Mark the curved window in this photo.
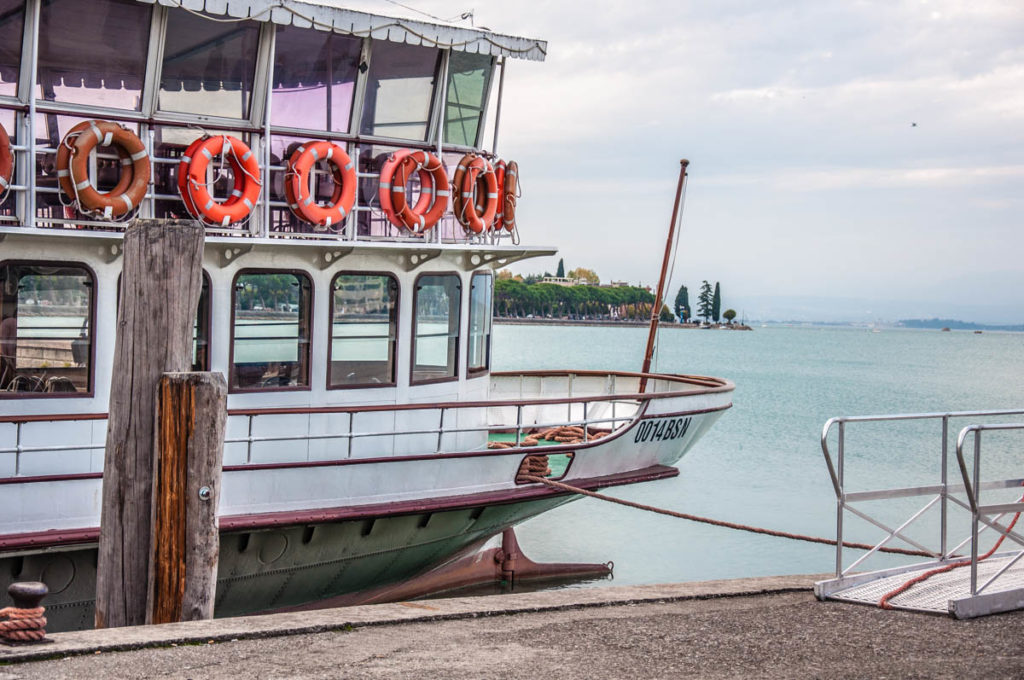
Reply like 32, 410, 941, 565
329, 273, 398, 388
159, 9, 260, 119
0, 261, 94, 396
272, 26, 361, 133
467, 272, 492, 374
412, 273, 460, 384
231, 270, 312, 391
360, 42, 440, 140
36, 0, 150, 109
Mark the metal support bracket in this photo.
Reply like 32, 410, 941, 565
216, 245, 253, 268
393, 249, 442, 272
314, 247, 355, 270
96, 241, 123, 263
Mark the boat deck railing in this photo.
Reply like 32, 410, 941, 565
0, 370, 727, 479
817, 408, 1024, 617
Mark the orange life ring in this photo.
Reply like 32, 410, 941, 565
453, 153, 497, 233
379, 149, 420, 227
388, 150, 448, 233
502, 160, 518, 232
286, 141, 356, 230
185, 135, 262, 227
0, 123, 13, 197
58, 121, 134, 207
63, 121, 150, 219
178, 137, 244, 219
493, 160, 505, 228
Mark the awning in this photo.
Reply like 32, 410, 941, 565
135, 0, 547, 62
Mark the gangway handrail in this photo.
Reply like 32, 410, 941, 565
821, 408, 1024, 577
955, 422, 1024, 596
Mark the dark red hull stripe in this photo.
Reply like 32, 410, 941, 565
0, 465, 678, 552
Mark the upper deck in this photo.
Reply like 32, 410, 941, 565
0, 0, 548, 254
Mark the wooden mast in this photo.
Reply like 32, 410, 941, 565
639, 160, 689, 392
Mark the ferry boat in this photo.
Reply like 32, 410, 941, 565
0, 0, 734, 630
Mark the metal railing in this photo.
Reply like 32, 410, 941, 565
955, 423, 1024, 596
821, 408, 1024, 578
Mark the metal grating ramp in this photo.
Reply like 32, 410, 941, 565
826, 555, 1024, 617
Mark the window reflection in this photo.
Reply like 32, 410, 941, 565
445, 52, 492, 147
115, 271, 210, 371
0, 0, 25, 98
468, 273, 491, 373
412, 273, 460, 383
272, 26, 360, 133
0, 261, 93, 396
232, 271, 311, 390
360, 42, 440, 140
160, 9, 260, 119
36, 0, 150, 110
330, 273, 397, 387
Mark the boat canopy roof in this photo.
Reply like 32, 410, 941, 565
134, 0, 547, 62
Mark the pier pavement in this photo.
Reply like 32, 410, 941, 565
1, 574, 1022, 678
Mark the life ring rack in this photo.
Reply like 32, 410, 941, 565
56, 120, 150, 220
181, 135, 262, 227
285, 141, 356, 231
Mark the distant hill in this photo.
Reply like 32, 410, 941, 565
899, 318, 1024, 332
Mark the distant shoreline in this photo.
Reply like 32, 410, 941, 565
495, 318, 753, 330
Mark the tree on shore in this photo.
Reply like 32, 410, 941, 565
568, 267, 599, 284
723, 309, 736, 324
697, 281, 713, 322
556, 258, 565, 278
674, 285, 689, 322
659, 304, 674, 322
712, 282, 721, 323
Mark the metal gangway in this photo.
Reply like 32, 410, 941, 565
814, 409, 1024, 619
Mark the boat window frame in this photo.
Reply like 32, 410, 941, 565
327, 270, 399, 390
0, 258, 96, 400
466, 271, 492, 377
410, 270, 462, 386
357, 38, 443, 144
229, 267, 314, 394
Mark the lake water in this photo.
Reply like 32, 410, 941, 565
494, 324, 1024, 586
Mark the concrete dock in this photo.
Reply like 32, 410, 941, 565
2, 575, 1023, 678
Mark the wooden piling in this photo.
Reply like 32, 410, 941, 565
149, 372, 226, 624
95, 219, 204, 629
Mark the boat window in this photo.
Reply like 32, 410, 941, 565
0, 0, 25, 99
444, 52, 493, 147
329, 273, 398, 388
412, 273, 460, 384
271, 26, 361, 133
159, 10, 261, 119
0, 261, 93, 396
231, 270, 312, 391
467, 272, 492, 374
359, 42, 440, 140
36, 0, 150, 110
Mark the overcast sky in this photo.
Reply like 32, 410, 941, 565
373, 1, 1023, 321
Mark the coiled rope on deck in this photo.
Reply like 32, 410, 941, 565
0, 606, 47, 643
522, 472, 932, 558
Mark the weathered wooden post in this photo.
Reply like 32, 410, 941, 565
149, 372, 226, 624
95, 219, 204, 629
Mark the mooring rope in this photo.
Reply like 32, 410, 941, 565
521, 471, 932, 558
0, 606, 47, 642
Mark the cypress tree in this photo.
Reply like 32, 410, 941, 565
556, 258, 565, 278
712, 282, 721, 322
697, 280, 713, 322
674, 284, 689, 322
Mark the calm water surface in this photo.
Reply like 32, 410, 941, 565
494, 324, 1024, 586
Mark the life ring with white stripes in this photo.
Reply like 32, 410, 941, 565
178, 137, 244, 219
501, 159, 518, 232
285, 141, 356, 230
453, 153, 497, 233
0, 123, 13, 199
386, 149, 448, 233
58, 120, 149, 219
378, 149, 428, 228
58, 121, 134, 207
183, 135, 261, 227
